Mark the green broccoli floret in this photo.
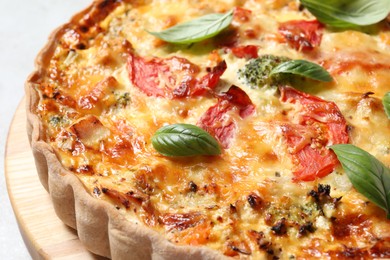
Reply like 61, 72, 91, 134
238, 55, 291, 88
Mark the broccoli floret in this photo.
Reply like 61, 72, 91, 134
238, 55, 291, 88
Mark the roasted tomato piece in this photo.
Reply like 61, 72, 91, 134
198, 101, 236, 149
280, 86, 348, 181
186, 60, 227, 97
230, 45, 259, 59
218, 85, 256, 118
279, 20, 323, 52
198, 85, 255, 148
127, 54, 226, 98
127, 54, 199, 98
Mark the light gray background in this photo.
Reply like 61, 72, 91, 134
0, 0, 90, 258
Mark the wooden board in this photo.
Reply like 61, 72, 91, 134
5, 98, 107, 260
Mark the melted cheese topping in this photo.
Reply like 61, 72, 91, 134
34, 0, 390, 258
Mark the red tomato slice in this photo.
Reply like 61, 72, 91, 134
198, 86, 255, 148
279, 20, 323, 52
230, 45, 259, 59
279, 86, 348, 181
127, 54, 226, 98
188, 60, 227, 97
198, 101, 236, 149
127, 54, 199, 98
218, 85, 256, 118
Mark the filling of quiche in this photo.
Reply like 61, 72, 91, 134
34, 0, 390, 258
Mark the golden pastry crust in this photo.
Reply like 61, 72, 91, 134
26, 0, 390, 259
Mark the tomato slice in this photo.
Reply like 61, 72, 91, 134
279, 86, 349, 181
230, 45, 259, 59
218, 85, 255, 118
198, 86, 255, 148
187, 60, 227, 97
127, 54, 199, 98
279, 20, 323, 52
127, 54, 226, 98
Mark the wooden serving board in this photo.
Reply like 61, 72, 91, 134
5, 98, 106, 260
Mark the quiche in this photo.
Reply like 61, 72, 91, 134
26, 0, 390, 259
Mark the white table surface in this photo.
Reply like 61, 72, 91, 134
0, 0, 91, 258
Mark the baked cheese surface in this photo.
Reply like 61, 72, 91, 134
35, 0, 390, 258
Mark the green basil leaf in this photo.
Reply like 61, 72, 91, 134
151, 124, 221, 156
300, 0, 390, 28
330, 144, 390, 219
270, 60, 333, 82
147, 9, 234, 44
383, 92, 390, 119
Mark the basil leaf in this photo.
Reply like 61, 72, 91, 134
270, 60, 333, 82
330, 144, 390, 219
300, 0, 390, 28
383, 92, 390, 119
151, 124, 221, 156
147, 9, 234, 44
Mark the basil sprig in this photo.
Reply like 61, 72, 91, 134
383, 92, 390, 119
330, 144, 390, 219
300, 0, 390, 28
151, 124, 221, 156
270, 60, 333, 82
147, 10, 234, 44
